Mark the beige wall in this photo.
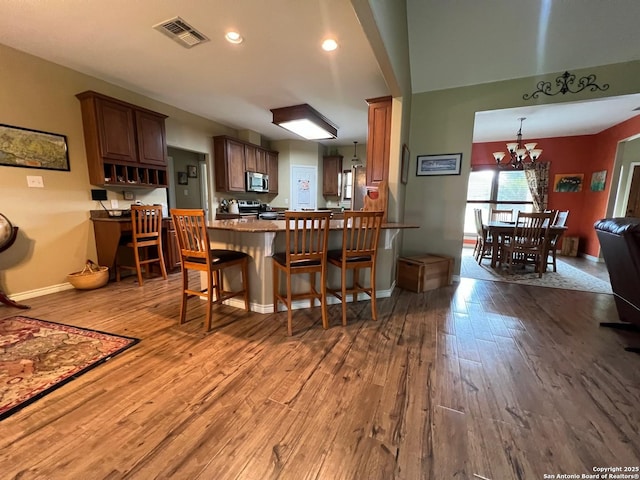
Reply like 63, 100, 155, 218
404, 61, 640, 272
0, 44, 235, 299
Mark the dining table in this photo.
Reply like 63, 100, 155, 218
485, 220, 568, 270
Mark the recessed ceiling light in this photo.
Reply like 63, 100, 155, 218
225, 31, 243, 44
321, 38, 338, 52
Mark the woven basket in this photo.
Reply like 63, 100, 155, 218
68, 260, 109, 290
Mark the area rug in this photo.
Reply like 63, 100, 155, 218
461, 250, 613, 294
0, 316, 138, 420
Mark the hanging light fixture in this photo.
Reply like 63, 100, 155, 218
271, 104, 338, 140
351, 141, 359, 162
492, 117, 542, 169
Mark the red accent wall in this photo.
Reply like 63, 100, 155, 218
471, 114, 640, 257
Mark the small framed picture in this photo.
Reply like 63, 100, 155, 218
177, 171, 188, 185
187, 165, 197, 178
590, 170, 607, 192
554, 173, 584, 192
416, 153, 462, 176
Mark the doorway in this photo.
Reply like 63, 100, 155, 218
167, 146, 209, 218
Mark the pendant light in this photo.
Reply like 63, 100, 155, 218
351, 141, 359, 162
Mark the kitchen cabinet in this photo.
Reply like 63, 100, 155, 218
76, 90, 168, 188
214, 136, 246, 193
213, 135, 278, 194
245, 145, 267, 173
267, 151, 279, 194
323, 155, 342, 196
365, 96, 392, 187
163, 219, 181, 271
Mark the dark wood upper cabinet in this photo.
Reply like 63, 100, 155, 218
365, 96, 392, 187
266, 151, 279, 194
323, 155, 342, 196
214, 136, 246, 193
135, 110, 167, 166
214, 135, 278, 194
76, 90, 168, 187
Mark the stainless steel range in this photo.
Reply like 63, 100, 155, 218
237, 199, 261, 217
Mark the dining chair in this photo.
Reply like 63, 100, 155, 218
545, 210, 569, 272
170, 208, 250, 332
116, 205, 168, 286
272, 211, 331, 336
501, 211, 554, 277
489, 208, 514, 222
473, 208, 494, 265
327, 210, 384, 326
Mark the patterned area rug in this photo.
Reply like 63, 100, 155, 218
0, 316, 138, 420
461, 250, 613, 294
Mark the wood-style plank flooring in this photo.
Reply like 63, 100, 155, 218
1, 270, 639, 479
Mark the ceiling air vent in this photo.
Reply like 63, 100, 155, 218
153, 17, 209, 48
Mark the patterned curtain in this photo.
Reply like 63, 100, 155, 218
523, 161, 550, 212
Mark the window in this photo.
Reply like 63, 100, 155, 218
342, 170, 353, 200
464, 168, 533, 235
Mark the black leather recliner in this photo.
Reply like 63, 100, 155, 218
594, 217, 640, 352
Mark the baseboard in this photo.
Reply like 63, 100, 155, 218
578, 252, 604, 263
223, 286, 395, 314
7, 282, 75, 302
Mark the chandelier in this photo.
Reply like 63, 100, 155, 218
492, 117, 542, 169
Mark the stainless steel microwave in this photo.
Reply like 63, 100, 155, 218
246, 171, 269, 193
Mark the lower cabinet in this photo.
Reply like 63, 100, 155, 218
163, 219, 181, 271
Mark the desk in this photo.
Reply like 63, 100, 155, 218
91, 215, 180, 278
485, 221, 567, 269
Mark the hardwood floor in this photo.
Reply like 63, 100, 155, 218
1, 271, 639, 479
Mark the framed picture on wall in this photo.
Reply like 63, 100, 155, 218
553, 173, 584, 192
177, 171, 188, 185
0, 123, 70, 171
590, 170, 607, 191
187, 164, 198, 178
416, 153, 462, 176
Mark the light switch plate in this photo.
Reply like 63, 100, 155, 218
26, 175, 44, 188
110, 199, 119, 209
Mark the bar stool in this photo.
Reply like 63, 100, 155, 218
116, 205, 167, 286
272, 211, 331, 336
327, 210, 384, 326
170, 208, 250, 331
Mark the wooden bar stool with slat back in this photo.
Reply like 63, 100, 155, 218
272, 211, 331, 336
170, 209, 250, 332
327, 210, 384, 326
116, 205, 168, 286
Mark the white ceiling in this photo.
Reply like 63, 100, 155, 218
1, 0, 640, 146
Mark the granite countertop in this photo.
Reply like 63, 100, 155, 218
207, 217, 419, 232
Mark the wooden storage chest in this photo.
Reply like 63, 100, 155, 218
396, 254, 454, 292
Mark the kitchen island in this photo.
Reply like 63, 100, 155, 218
205, 217, 419, 313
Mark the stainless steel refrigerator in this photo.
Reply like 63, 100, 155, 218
351, 165, 367, 211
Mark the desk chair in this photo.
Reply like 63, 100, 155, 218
171, 208, 250, 332
272, 211, 331, 336
116, 205, 167, 286
327, 211, 384, 326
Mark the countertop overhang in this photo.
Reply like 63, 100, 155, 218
207, 217, 419, 232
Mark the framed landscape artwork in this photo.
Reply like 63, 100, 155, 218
416, 153, 462, 176
554, 173, 584, 192
590, 170, 607, 191
0, 123, 70, 171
